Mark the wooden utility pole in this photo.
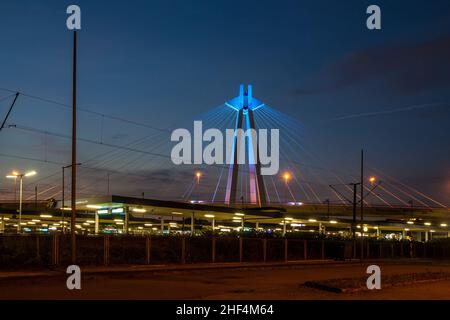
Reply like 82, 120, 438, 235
62, 166, 65, 233
352, 183, 357, 239
360, 149, 364, 260
71, 30, 77, 264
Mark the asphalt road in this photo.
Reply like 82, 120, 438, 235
1, 261, 450, 299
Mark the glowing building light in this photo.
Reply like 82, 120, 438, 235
87, 205, 102, 209
291, 223, 305, 227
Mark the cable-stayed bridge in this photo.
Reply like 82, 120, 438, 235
0, 85, 448, 212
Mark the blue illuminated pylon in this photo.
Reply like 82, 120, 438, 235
224, 85, 267, 207
225, 84, 265, 112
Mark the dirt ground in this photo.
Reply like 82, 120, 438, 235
1, 261, 450, 300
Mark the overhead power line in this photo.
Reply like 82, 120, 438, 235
0, 87, 170, 134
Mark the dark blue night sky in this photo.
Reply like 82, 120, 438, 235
0, 0, 449, 204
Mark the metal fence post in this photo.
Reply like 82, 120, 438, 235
212, 237, 216, 263
321, 240, 325, 260
303, 239, 307, 260
146, 235, 152, 264
263, 238, 267, 262
284, 239, 288, 262
181, 237, 186, 264
51, 234, 59, 265
239, 237, 243, 263
36, 235, 40, 259
103, 235, 110, 266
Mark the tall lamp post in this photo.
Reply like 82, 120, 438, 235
65, 3, 82, 262
195, 171, 202, 202
330, 177, 380, 246
62, 163, 81, 233
6, 170, 37, 233
283, 172, 291, 204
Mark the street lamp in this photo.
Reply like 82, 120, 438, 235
194, 171, 202, 203
7, 172, 19, 201
6, 170, 37, 233
205, 214, 215, 233
283, 172, 291, 204
369, 176, 376, 185
195, 171, 202, 184
283, 172, 291, 184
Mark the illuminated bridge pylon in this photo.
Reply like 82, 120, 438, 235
224, 84, 267, 207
